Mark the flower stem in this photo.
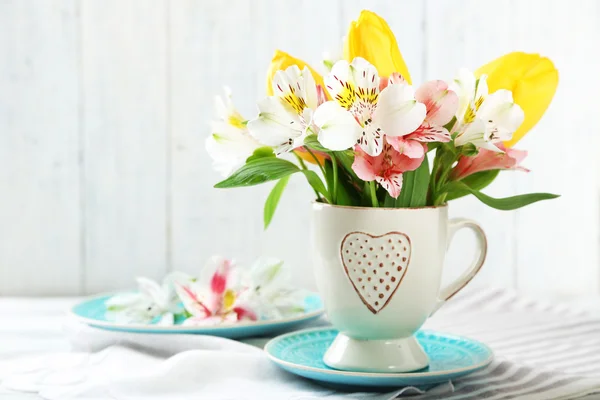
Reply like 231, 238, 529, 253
330, 153, 339, 204
304, 146, 326, 178
293, 151, 322, 202
428, 150, 442, 204
294, 151, 308, 170
433, 192, 448, 207
429, 144, 457, 205
369, 181, 379, 207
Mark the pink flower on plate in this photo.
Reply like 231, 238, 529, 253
387, 80, 459, 159
175, 256, 257, 326
451, 143, 529, 180
352, 141, 425, 198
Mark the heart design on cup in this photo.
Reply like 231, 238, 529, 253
340, 232, 411, 314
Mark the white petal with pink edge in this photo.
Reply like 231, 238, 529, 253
175, 283, 214, 318
386, 136, 426, 159
416, 80, 459, 127
374, 84, 426, 138
412, 124, 451, 143
376, 173, 404, 199
351, 149, 378, 182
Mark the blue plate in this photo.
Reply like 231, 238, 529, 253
265, 328, 493, 388
71, 293, 324, 339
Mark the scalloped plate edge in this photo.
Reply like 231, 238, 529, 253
264, 327, 494, 379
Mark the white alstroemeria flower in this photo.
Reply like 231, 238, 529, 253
313, 57, 426, 156
240, 257, 308, 320
450, 69, 525, 151
105, 273, 186, 325
206, 87, 261, 176
247, 65, 319, 155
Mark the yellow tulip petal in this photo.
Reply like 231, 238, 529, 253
343, 10, 411, 84
266, 50, 326, 96
476, 52, 558, 147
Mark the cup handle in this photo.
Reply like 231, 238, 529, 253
430, 218, 488, 316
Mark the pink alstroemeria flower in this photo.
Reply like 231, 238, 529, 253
352, 141, 425, 198
175, 256, 257, 326
452, 144, 529, 180
386, 80, 458, 159
378, 72, 406, 91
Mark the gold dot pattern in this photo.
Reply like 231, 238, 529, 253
340, 231, 411, 314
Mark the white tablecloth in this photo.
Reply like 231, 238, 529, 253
2, 288, 600, 399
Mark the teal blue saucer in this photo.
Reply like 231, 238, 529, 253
71, 293, 324, 339
265, 328, 493, 388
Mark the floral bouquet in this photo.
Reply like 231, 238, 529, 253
208, 10, 559, 227
106, 256, 309, 326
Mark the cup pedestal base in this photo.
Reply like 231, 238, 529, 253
323, 332, 429, 373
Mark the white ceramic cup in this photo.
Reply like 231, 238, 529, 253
311, 203, 487, 373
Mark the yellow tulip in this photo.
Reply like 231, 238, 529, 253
475, 52, 558, 147
343, 10, 412, 84
265, 50, 326, 96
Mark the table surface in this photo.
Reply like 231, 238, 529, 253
3, 294, 600, 399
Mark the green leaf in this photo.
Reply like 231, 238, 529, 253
304, 136, 358, 179
446, 169, 500, 201
302, 170, 330, 202
461, 184, 560, 210
215, 157, 300, 188
303, 135, 329, 153
263, 176, 290, 229
323, 159, 355, 206
335, 150, 359, 179
246, 146, 275, 162
383, 194, 395, 207
396, 156, 430, 207
444, 116, 457, 132
298, 137, 362, 205
427, 142, 441, 152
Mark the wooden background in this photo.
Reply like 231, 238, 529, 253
1, 0, 598, 297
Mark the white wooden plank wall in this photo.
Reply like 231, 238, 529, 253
81, 0, 169, 293
0, 0, 598, 296
0, 0, 81, 295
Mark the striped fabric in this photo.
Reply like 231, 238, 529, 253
416, 288, 600, 399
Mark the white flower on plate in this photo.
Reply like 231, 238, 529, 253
313, 57, 426, 156
240, 257, 308, 320
206, 87, 262, 176
247, 65, 320, 155
450, 68, 525, 151
105, 273, 186, 325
